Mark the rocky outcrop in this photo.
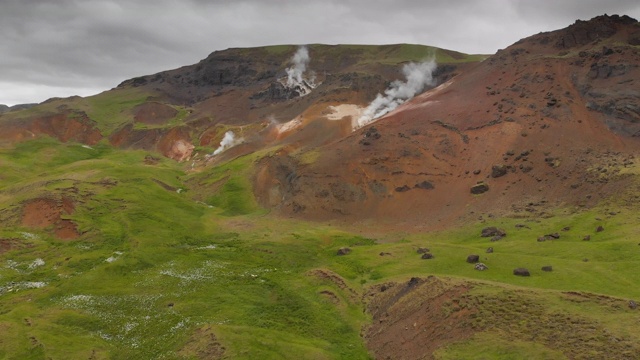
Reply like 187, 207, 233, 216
555, 15, 637, 49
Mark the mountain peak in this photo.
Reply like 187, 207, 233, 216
550, 14, 638, 49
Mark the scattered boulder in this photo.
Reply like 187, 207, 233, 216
481, 227, 507, 238
486, 247, 494, 253
513, 268, 531, 276
414, 181, 434, 190
490, 235, 503, 242
416, 247, 430, 254
596, 225, 604, 232
473, 169, 481, 175
466, 254, 480, 263
515, 224, 531, 229
562, 226, 571, 231
144, 155, 161, 165
470, 182, 489, 194
629, 300, 638, 310
395, 185, 411, 192
583, 235, 591, 241
421, 253, 434, 260
379, 252, 392, 256
538, 233, 559, 242
337, 247, 351, 256
541, 266, 553, 272
491, 165, 508, 178
475, 263, 488, 271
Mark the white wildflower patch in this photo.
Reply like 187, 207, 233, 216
23, 281, 47, 288
5, 260, 19, 271
195, 244, 217, 250
75, 243, 94, 250
19, 232, 39, 240
28, 258, 45, 269
157, 260, 226, 287
57, 292, 204, 356
0, 281, 48, 294
105, 251, 124, 263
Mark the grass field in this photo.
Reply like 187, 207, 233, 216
0, 138, 639, 359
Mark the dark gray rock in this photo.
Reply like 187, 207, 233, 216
421, 253, 434, 260
416, 247, 430, 254
466, 254, 480, 263
491, 165, 508, 178
414, 181, 434, 190
513, 268, 530, 276
541, 266, 553, 272
337, 247, 351, 256
486, 247, 494, 253
395, 185, 411, 192
481, 227, 507, 238
471, 182, 489, 194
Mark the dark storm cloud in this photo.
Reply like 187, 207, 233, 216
1, 0, 639, 105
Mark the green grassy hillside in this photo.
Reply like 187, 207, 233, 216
1, 138, 639, 358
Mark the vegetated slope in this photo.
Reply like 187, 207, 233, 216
0, 14, 640, 360
257, 14, 640, 231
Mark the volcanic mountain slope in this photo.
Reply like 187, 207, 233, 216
0, 44, 482, 163
0, 14, 640, 360
257, 14, 640, 230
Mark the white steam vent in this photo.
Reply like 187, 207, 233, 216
356, 60, 437, 128
280, 46, 317, 96
211, 131, 242, 156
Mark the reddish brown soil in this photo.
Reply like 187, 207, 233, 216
178, 326, 225, 359
133, 102, 178, 125
0, 111, 102, 145
110, 125, 194, 161
364, 276, 640, 359
364, 277, 475, 360
21, 197, 80, 240
254, 15, 640, 232
307, 268, 359, 301
0, 238, 21, 254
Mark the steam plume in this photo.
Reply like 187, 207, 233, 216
356, 60, 437, 128
286, 46, 311, 87
212, 131, 241, 155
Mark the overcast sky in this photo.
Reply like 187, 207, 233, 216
1, 0, 639, 106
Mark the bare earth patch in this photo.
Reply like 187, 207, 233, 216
21, 197, 79, 240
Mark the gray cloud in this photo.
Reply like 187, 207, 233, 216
1, 0, 639, 105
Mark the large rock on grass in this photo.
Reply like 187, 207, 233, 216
481, 227, 506, 238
